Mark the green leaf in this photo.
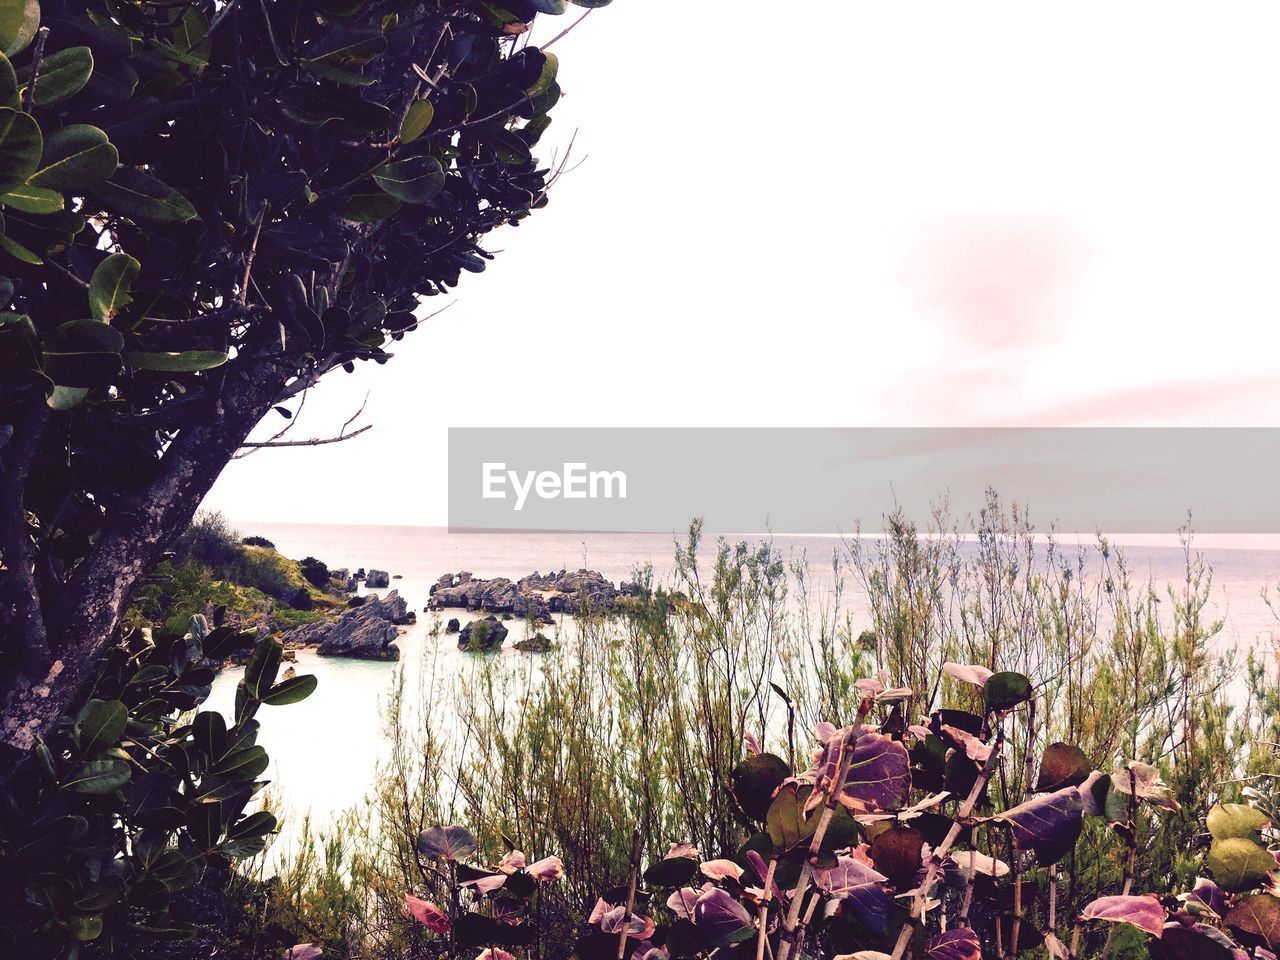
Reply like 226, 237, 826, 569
338, 182, 401, 222
0, 0, 39, 58
0, 183, 61, 213
122, 350, 227, 372
50, 319, 123, 354
94, 167, 197, 223
244, 638, 282, 699
42, 349, 121, 387
226, 810, 277, 841
63, 758, 131, 793
88, 252, 139, 322
260, 673, 318, 706
193, 710, 227, 759
211, 745, 268, 781
0, 231, 39, 263
20, 46, 93, 107
1209, 803, 1271, 842
983, 671, 1032, 711
371, 155, 444, 204
66, 913, 104, 942
0, 106, 41, 193
526, 51, 558, 96
729, 753, 791, 821
30, 124, 118, 191
1206, 837, 1277, 892
0, 50, 18, 108
74, 698, 128, 754
46, 384, 87, 409
305, 25, 386, 66
400, 99, 434, 143
74, 877, 125, 911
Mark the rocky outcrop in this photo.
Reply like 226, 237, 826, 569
429, 568, 621, 620
281, 590, 407, 660
514, 632, 553, 652
458, 616, 508, 652
445, 618, 460, 633
365, 569, 390, 588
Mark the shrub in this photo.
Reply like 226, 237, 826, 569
0, 612, 316, 957
299, 557, 331, 590
242, 536, 277, 550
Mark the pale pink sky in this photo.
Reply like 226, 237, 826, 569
206, 1, 1280, 527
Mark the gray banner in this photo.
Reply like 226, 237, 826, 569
447, 428, 1280, 534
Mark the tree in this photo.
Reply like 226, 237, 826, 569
0, 0, 608, 761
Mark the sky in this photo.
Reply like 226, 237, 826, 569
205, 1, 1280, 529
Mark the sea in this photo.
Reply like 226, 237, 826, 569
204, 522, 1280, 857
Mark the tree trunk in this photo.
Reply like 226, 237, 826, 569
0, 355, 292, 763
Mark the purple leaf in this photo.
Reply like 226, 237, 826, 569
817, 856, 894, 935
416, 824, 478, 861
1185, 878, 1228, 919
816, 854, 888, 894
666, 887, 701, 921
990, 787, 1083, 866
924, 927, 981, 960
1080, 894, 1167, 938
692, 887, 755, 948
839, 731, 912, 814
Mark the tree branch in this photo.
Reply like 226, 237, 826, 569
237, 423, 371, 449
0, 401, 52, 675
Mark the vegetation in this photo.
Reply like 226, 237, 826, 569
0, 0, 608, 760
0, 610, 317, 956
215, 501, 1280, 959
126, 513, 345, 638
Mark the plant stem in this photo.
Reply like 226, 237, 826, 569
889, 728, 1005, 960
616, 828, 642, 960
756, 857, 778, 960
775, 732, 857, 960
1010, 696, 1037, 959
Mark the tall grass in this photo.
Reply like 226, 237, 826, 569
251, 496, 1280, 958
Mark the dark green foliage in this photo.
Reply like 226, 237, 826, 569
0, 612, 315, 956
298, 557, 329, 589
0, 0, 611, 757
240, 536, 275, 550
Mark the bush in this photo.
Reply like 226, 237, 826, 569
0, 613, 316, 957
172, 512, 241, 570
242, 536, 277, 550
299, 557, 331, 590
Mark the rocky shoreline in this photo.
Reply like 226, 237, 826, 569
279, 590, 414, 661
428, 568, 634, 623
252, 567, 630, 661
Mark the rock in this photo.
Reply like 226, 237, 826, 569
445, 618, 460, 633
428, 567, 618, 621
287, 587, 313, 611
458, 616, 507, 652
332, 568, 349, 583
392, 574, 403, 580
365, 569, 390, 588
345, 576, 359, 593
513, 632, 553, 652
281, 590, 407, 660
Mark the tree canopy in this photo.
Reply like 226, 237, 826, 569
0, 0, 607, 758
